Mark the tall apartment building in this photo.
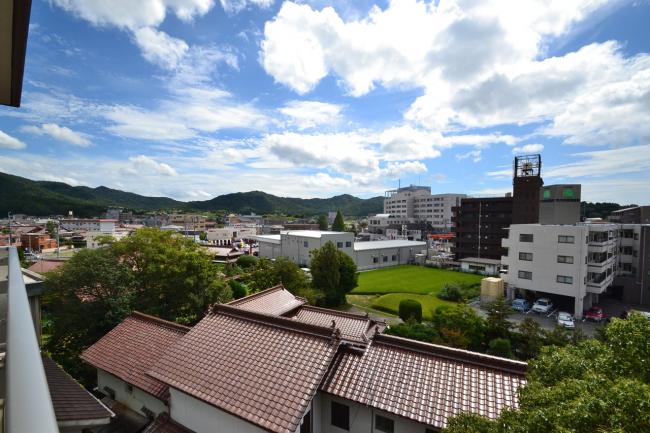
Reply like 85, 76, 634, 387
502, 223, 618, 318
512, 154, 543, 224
609, 206, 650, 224
382, 185, 465, 230
539, 184, 581, 224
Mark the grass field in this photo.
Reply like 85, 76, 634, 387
348, 265, 482, 320
352, 265, 482, 295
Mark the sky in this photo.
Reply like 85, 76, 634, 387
0, 0, 649, 203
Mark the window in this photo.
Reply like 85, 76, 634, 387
518, 270, 532, 280
519, 252, 533, 261
345, 241, 352, 247
383, 256, 388, 262
103, 386, 116, 400
557, 255, 574, 264
519, 233, 534, 242
391, 255, 397, 261
373, 257, 378, 263
337, 242, 343, 248
557, 275, 573, 284
558, 235, 575, 243
375, 415, 394, 433
542, 189, 551, 199
331, 401, 349, 430
303, 241, 309, 247
562, 187, 575, 198
125, 383, 133, 393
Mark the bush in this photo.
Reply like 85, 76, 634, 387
399, 299, 423, 323
236, 255, 258, 269
487, 338, 513, 358
437, 282, 480, 302
386, 320, 438, 342
228, 280, 248, 299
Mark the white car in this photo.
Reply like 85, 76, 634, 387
557, 312, 575, 329
532, 298, 554, 314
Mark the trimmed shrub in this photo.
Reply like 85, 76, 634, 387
228, 280, 248, 299
236, 254, 258, 269
487, 338, 513, 358
399, 299, 423, 323
437, 282, 480, 302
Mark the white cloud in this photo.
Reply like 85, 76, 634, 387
128, 155, 178, 176
543, 145, 650, 179
456, 150, 482, 163
220, 0, 273, 14
512, 143, 544, 154
279, 100, 342, 130
133, 27, 189, 70
21, 123, 91, 147
0, 130, 27, 150
104, 106, 196, 140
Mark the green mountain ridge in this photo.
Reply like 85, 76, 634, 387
0, 172, 384, 217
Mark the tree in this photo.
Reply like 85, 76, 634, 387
228, 280, 248, 299
236, 254, 258, 269
199, 231, 207, 241
331, 210, 345, 232
514, 317, 545, 359
318, 214, 329, 231
431, 304, 486, 351
273, 257, 308, 293
46, 220, 58, 236
485, 297, 513, 340
399, 299, 423, 322
310, 241, 357, 306
386, 320, 438, 342
487, 338, 513, 358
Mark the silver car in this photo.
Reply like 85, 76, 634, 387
557, 312, 575, 329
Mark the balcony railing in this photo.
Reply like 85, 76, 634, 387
0, 246, 59, 433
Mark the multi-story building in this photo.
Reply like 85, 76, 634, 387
81, 285, 527, 433
502, 223, 618, 318
59, 218, 117, 233
615, 223, 650, 306
168, 214, 207, 232
20, 232, 58, 251
382, 186, 466, 230
539, 184, 581, 225
609, 206, 650, 224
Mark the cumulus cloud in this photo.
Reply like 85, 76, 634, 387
220, 0, 273, 14
512, 143, 544, 154
133, 27, 189, 70
21, 123, 91, 147
128, 155, 178, 176
0, 130, 27, 150
279, 100, 342, 130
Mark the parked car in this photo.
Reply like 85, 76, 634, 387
557, 312, 575, 329
584, 306, 607, 322
532, 298, 554, 314
511, 298, 531, 312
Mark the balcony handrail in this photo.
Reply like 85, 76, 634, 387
4, 246, 59, 433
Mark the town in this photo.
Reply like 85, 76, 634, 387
1, 1, 649, 433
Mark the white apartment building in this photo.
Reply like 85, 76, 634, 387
502, 223, 618, 318
59, 218, 117, 233
381, 186, 465, 230
85, 229, 130, 249
206, 228, 236, 245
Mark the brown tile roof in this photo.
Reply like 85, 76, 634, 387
143, 414, 195, 433
42, 356, 113, 423
288, 306, 385, 344
148, 304, 340, 433
321, 333, 527, 430
81, 312, 190, 400
28, 260, 65, 274
227, 284, 306, 316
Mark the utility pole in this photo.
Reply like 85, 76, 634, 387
56, 220, 60, 259
7, 212, 12, 246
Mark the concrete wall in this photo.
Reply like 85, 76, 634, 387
281, 232, 355, 267
97, 370, 167, 417
170, 388, 268, 433
354, 245, 422, 271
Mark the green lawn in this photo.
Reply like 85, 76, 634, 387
371, 293, 453, 321
353, 265, 482, 295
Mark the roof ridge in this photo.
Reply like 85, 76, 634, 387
227, 284, 286, 305
374, 334, 527, 375
298, 305, 376, 321
214, 304, 341, 341
130, 311, 191, 333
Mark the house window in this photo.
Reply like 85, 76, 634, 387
375, 415, 394, 433
103, 386, 116, 400
518, 270, 532, 280
519, 234, 534, 242
303, 241, 309, 248
345, 241, 352, 247
557, 255, 574, 264
558, 235, 575, 243
373, 257, 378, 263
382, 256, 388, 262
518, 252, 533, 261
391, 255, 397, 261
337, 242, 343, 248
331, 401, 349, 430
557, 275, 573, 284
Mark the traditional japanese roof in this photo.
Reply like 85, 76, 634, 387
42, 356, 114, 424
27, 259, 65, 274
148, 304, 340, 433
143, 414, 195, 433
81, 312, 190, 400
320, 333, 527, 430
227, 284, 306, 316
288, 305, 385, 344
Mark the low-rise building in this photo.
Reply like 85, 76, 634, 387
85, 229, 130, 249
20, 232, 57, 251
59, 218, 117, 233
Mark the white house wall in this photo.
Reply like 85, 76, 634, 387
97, 370, 167, 417
354, 246, 421, 271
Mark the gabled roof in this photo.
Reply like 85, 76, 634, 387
288, 305, 385, 344
148, 305, 340, 433
81, 312, 190, 399
228, 284, 306, 316
321, 333, 527, 430
27, 259, 65, 274
143, 414, 195, 433
42, 356, 114, 424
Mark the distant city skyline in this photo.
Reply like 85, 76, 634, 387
0, 0, 648, 203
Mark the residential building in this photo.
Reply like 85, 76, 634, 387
20, 232, 57, 251
206, 227, 237, 245
609, 206, 650, 224
168, 214, 207, 232
85, 229, 130, 249
82, 285, 527, 433
59, 218, 117, 233
511, 154, 543, 224
615, 224, 650, 306
255, 230, 426, 270
539, 184, 581, 225
382, 186, 466, 230
502, 223, 618, 318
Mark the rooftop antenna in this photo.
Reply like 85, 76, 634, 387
398, 179, 401, 189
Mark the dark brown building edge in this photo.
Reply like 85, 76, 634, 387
9, 0, 32, 107
511, 154, 543, 224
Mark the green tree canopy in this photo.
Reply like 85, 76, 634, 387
309, 241, 357, 306
331, 210, 345, 232
318, 214, 329, 231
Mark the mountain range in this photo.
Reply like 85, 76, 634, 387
0, 172, 384, 217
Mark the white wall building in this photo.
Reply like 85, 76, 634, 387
381, 186, 465, 230
85, 229, 129, 249
206, 228, 236, 245
502, 223, 618, 318
59, 218, 117, 233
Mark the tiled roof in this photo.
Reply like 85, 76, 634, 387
81, 312, 190, 399
289, 306, 385, 344
227, 284, 306, 316
148, 304, 339, 433
42, 356, 113, 422
321, 333, 527, 430
143, 414, 195, 433
27, 260, 65, 274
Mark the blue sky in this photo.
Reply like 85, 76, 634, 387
0, 0, 649, 203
